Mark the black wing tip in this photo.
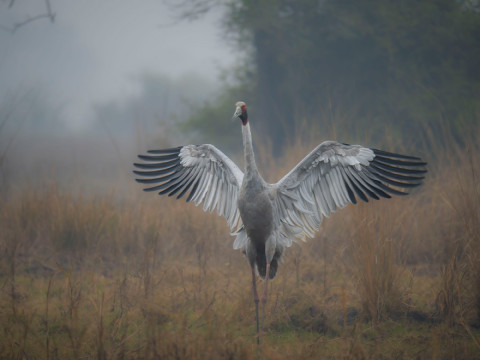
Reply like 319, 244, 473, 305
374, 156, 427, 167
371, 161, 427, 176
345, 182, 357, 204
351, 181, 369, 203
142, 187, 161, 192
134, 146, 182, 162
373, 148, 424, 161
147, 146, 182, 154
133, 169, 148, 177
134, 157, 180, 167
138, 153, 180, 162
373, 179, 411, 196
133, 145, 203, 201
373, 149, 428, 168
135, 178, 162, 184
185, 179, 200, 203
344, 150, 427, 203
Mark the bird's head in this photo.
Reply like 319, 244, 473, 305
232, 101, 248, 125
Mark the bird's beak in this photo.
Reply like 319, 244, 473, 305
232, 106, 242, 121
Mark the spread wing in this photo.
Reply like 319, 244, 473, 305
134, 144, 244, 231
272, 141, 427, 245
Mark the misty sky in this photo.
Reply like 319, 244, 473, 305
0, 1, 234, 130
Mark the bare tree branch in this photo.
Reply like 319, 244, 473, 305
0, 0, 55, 33
164, 0, 224, 21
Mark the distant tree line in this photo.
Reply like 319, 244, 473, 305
181, 0, 480, 153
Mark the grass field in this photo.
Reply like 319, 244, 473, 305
0, 127, 479, 359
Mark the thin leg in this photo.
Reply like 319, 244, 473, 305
251, 266, 260, 345
260, 262, 270, 341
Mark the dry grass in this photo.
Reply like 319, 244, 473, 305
1, 127, 480, 359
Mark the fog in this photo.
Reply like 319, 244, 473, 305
1, 4, 479, 357
0, 1, 235, 194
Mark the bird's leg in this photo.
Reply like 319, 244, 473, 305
251, 265, 260, 345
260, 262, 270, 341
252, 267, 260, 344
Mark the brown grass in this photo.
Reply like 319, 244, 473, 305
0, 126, 480, 359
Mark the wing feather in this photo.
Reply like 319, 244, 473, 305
134, 144, 244, 231
195, 170, 212, 205
272, 141, 426, 245
186, 178, 201, 202
190, 168, 207, 204
346, 167, 379, 200
176, 167, 201, 200
334, 167, 350, 204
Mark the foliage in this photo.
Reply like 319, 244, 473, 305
179, 68, 254, 152
182, 0, 480, 153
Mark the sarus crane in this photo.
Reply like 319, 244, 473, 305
134, 101, 426, 344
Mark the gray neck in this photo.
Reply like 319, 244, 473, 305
242, 122, 258, 174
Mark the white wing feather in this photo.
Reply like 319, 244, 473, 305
134, 144, 244, 231
272, 141, 426, 246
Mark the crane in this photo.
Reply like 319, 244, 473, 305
133, 101, 427, 344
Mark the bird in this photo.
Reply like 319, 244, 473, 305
133, 101, 427, 344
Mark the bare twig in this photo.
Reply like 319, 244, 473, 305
0, 0, 55, 33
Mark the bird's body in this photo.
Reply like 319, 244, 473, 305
134, 101, 427, 344
237, 120, 282, 280
238, 175, 281, 280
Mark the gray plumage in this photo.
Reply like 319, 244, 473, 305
133, 101, 427, 343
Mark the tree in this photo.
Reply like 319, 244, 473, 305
0, 0, 56, 192
179, 0, 480, 153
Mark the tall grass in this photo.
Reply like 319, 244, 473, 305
0, 126, 479, 358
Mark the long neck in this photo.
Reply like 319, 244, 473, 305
242, 122, 258, 174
